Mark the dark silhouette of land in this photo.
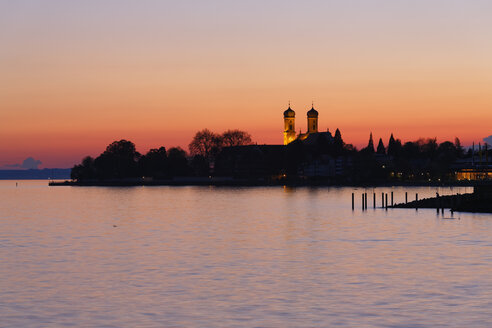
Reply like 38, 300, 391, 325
67, 129, 489, 184
392, 185, 492, 213
51, 128, 492, 211
50, 128, 492, 212
69, 129, 254, 182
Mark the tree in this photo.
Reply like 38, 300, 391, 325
222, 129, 253, 147
387, 133, 401, 156
94, 140, 141, 179
188, 129, 223, 160
454, 137, 464, 157
139, 147, 168, 178
377, 138, 385, 154
402, 141, 419, 158
71, 156, 96, 180
419, 138, 438, 158
167, 147, 190, 176
366, 132, 375, 153
333, 128, 344, 155
190, 155, 209, 176
438, 141, 457, 158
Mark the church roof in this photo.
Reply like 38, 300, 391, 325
301, 131, 333, 146
307, 106, 318, 118
283, 106, 295, 118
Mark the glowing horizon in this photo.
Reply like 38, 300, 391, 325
1, 0, 492, 168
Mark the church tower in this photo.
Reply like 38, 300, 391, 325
283, 104, 296, 145
307, 105, 318, 134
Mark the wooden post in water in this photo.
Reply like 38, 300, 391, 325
381, 192, 384, 208
352, 193, 354, 210
362, 194, 364, 210
365, 193, 368, 210
436, 193, 440, 214
416, 193, 419, 210
373, 193, 376, 209
385, 193, 388, 209
405, 192, 408, 204
391, 191, 394, 206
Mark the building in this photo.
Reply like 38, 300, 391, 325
283, 106, 296, 145
283, 104, 329, 145
456, 168, 492, 180
453, 154, 492, 181
212, 104, 350, 180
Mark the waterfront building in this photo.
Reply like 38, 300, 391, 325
456, 168, 492, 180
453, 151, 492, 181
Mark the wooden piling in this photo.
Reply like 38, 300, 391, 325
381, 192, 384, 208
405, 192, 408, 204
416, 193, 418, 210
365, 193, 368, 210
385, 193, 388, 209
436, 193, 440, 213
373, 193, 376, 209
352, 193, 354, 210
391, 191, 394, 206
362, 194, 364, 210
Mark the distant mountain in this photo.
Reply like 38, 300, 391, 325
0, 169, 71, 180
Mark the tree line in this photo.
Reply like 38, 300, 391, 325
339, 132, 468, 182
71, 129, 252, 180
71, 126, 477, 183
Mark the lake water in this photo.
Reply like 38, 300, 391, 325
1, 181, 491, 327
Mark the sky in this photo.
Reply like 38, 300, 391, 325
1, 0, 491, 168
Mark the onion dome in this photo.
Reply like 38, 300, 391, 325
307, 106, 318, 118
283, 106, 295, 118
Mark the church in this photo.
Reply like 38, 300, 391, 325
215, 104, 341, 178
283, 104, 333, 145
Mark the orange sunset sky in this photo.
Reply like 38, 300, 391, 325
1, 0, 491, 168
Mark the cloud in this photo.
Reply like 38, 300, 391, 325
484, 135, 492, 146
4, 157, 42, 170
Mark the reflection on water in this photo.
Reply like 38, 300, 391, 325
0, 181, 490, 327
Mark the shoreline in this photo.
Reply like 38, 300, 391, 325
48, 179, 492, 213
49, 179, 487, 188
390, 186, 492, 213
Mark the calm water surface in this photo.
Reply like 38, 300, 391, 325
0, 181, 491, 327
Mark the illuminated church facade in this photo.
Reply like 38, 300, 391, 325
283, 104, 321, 145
